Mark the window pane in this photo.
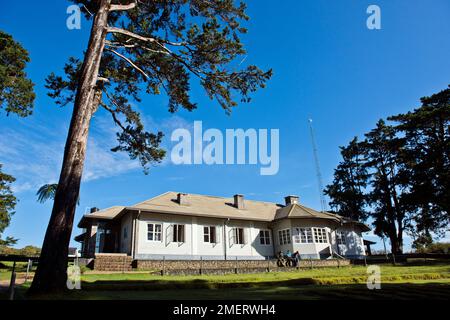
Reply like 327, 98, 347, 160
148, 224, 153, 232
211, 227, 216, 243
238, 228, 244, 244
155, 224, 161, 232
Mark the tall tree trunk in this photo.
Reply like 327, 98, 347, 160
29, 0, 111, 294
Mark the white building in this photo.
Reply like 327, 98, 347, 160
75, 192, 369, 260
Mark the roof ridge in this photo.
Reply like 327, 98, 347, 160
296, 204, 318, 216
132, 191, 174, 207
133, 191, 281, 206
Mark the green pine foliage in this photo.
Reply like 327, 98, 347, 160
46, 0, 272, 173
0, 30, 35, 117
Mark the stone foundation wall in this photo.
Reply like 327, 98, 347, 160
92, 254, 350, 274
136, 258, 350, 275
93, 253, 133, 271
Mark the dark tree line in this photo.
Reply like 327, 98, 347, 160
325, 86, 450, 254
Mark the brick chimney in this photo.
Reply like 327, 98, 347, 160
234, 194, 245, 209
284, 195, 299, 206
90, 207, 99, 213
177, 193, 188, 205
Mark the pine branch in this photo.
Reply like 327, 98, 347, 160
100, 101, 127, 132
105, 48, 150, 79
106, 27, 186, 47
109, 1, 137, 12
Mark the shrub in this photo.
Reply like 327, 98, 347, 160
416, 242, 450, 254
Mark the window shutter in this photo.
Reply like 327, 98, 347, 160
180, 225, 185, 243
229, 228, 234, 246
215, 226, 220, 244
165, 224, 173, 246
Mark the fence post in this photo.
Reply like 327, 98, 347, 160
200, 256, 203, 275
364, 256, 367, 267
392, 253, 396, 266
310, 258, 313, 270
162, 256, 166, 276
337, 258, 340, 269
24, 259, 32, 283
267, 256, 270, 272
235, 256, 238, 274
8, 260, 16, 300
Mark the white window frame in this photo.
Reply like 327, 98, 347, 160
203, 226, 217, 243
172, 224, 185, 243
147, 223, 162, 242
313, 227, 328, 243
278, 229, 291, 245
259, 230, 271, 245
293, 227, 313, 244
336, 231, 346, 245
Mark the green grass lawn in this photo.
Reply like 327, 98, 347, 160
3, 262, 450, 300
81, 263, 450, 283
0, 261, 30, 281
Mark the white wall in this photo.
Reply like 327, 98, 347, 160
289, 219, 335, 259
272, 219, 292, 255
124, 212, 367, 260
120, 214, 133, 255
134, 212, 273, 260
334, 225, 366, 257
224, 220, 273, 259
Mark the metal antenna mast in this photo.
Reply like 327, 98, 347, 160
308, 118, 327, 212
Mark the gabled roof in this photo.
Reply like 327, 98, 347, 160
131, 191, 282, 222
77, 206, 125, 228
76, 191, 369, 231
274, 203, 341, 222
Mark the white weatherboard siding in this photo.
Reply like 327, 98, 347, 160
120, 214, 133, 255
272, 219, 292, 254
136, 213, 193, 259
195, 216, 225, 259
135, 213, 273, 260
273, 219, 336, 259
224, 220, 273, 259
78, 192, 370, 259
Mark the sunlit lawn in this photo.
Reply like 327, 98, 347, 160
2, 261, 450, 300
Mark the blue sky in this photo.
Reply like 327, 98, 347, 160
0, 0, 449, 251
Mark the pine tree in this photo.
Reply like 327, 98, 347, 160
389, 85, 450, 241
30, 0, 271, 294
364, 120, 407, 254
324, 137, 369, 222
